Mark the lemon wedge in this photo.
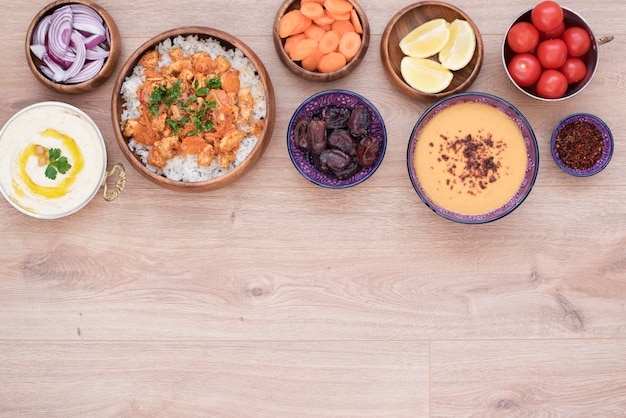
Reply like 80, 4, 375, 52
400, 56, 453, 94
439, 19, 476, 71
399, 18, 450, 59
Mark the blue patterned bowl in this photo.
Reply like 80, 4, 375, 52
287, 90, 387, 188
407, 92, 539, 224
551, 113, 613, 177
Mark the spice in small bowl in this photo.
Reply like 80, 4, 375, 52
551, 113, 613, 176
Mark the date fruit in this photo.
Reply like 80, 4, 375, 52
348, 104, 370, 137
356, 135, 383, 168
308, 118, 327, 154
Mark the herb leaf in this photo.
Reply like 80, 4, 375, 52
44, 147, 72, 180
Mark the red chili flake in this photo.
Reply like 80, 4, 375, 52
555, 121, 603, 170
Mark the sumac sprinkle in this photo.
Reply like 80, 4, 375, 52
555, 121, 603, 170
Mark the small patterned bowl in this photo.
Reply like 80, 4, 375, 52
551, 113, 613, 176
407, 92, 539, 224
287, 89, 386, 188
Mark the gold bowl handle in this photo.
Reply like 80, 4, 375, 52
102, 163, 126, 202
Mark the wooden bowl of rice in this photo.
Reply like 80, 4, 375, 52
111, 27, 275, 192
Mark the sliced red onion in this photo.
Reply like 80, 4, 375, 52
82, 33, 106, 49
33, 15, 52, 45
30, 44, 47, 60
69, 4, 104, 24
65, 58, 105, 84
72, 12, 106, 36
61, 30, 87, 81
85, 45, 109, 61
45, 5, 74, 67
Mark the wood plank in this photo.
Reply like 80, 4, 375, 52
0, 341, 429, 417
431, 340, 626, 416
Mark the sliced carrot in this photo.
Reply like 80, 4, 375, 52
324, 0, 353, 16
301, 0, 325, 3
300, 2, 324, 19
318, 29, 341, 54
301, 49, 324, 71
304, 24, 327, 42
313, 11, 335, 27
181, 136, 206, 155
317, 52, 347, 73
289, 38, 319, 61
279, 9, 305, 38
316, 22, 332, 31
292, 14, 313, 36
350, 8, 363, 34
331, 19, 355, 36
328, 10, 351, 21
338, 31, 361, 61
284, 33, 307, 56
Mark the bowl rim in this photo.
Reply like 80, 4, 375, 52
110, 26, 276, 192
380, 0, 484, 101
287, 89, 387, 189
550, 112, 613, 177
501, 6, 599, 102
407, 92, 539, 224
25, 0, 121, 93
0, 101, 107, 219
273, 0, 370, 82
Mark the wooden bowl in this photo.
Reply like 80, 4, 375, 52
25, 0, 121, 94
111, 27, 276, 192
273, 0, 370, 82
381, 1, 483, 101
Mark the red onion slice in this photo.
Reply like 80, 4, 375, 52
32, 15, 52, 45
61, 30, 87, 81
65, 58, 105, 84
85, 45, 110, 61
69, 4, 104, 24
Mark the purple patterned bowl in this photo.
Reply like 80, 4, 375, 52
407, 92, 539, 224
287, 89, 387, 188
551, 113, 613, 177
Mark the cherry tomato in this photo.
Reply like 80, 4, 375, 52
559, 57, 587, 83
531, 1, 564, 33
562, 26, 591, 57
508, 53, 542, 87
539, 21, 565, 40
536, 69, 568, 99
507, 22, 540, 53
537, 39, 568, 69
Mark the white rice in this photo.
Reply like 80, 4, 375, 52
119, 35, 266, 182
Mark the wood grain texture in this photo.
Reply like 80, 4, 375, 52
1, 0, 626, 415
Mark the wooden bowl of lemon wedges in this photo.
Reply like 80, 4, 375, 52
381, 1, 483, 101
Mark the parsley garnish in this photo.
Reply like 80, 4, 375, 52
207, 77, 221, 89
44, 148, 72, 180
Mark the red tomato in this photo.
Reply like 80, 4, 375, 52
531, 1, 564, 33
536, 69, 568, 99
559, 57, 587, 83
537, 39, 568, 69
539, 21, 565, 40
562, 26, 591, 57
508, 53, 542, 87
507, 22, 540, 53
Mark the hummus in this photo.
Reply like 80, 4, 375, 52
413, 101, 528, 215
0, 102, 106, 218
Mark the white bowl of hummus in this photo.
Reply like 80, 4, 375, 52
0, 101, 125, 219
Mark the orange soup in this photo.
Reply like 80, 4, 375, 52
414, 102, 528, 215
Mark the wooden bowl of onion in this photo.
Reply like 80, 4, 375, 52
273, 0, 370, 82
26, 0, 121, 94
111, 27, 276, 192
381, 1, 483, 101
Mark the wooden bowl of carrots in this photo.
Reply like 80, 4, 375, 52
273, 0, 370, 82
380, 1, 483, 101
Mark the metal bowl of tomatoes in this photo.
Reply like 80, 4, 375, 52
502, 1, 610, 101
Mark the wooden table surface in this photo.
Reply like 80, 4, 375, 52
2, 0, 625, 416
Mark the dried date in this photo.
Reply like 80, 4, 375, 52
322, 106, 351, 129
327, 129, 357, 156
348, 104, 370, 137
294, 117, 309, 150
318, 149, 360, 179
308, 118, 327, 154
356, 135, 382, 168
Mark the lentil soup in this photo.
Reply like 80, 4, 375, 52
413, 101, 528, 215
